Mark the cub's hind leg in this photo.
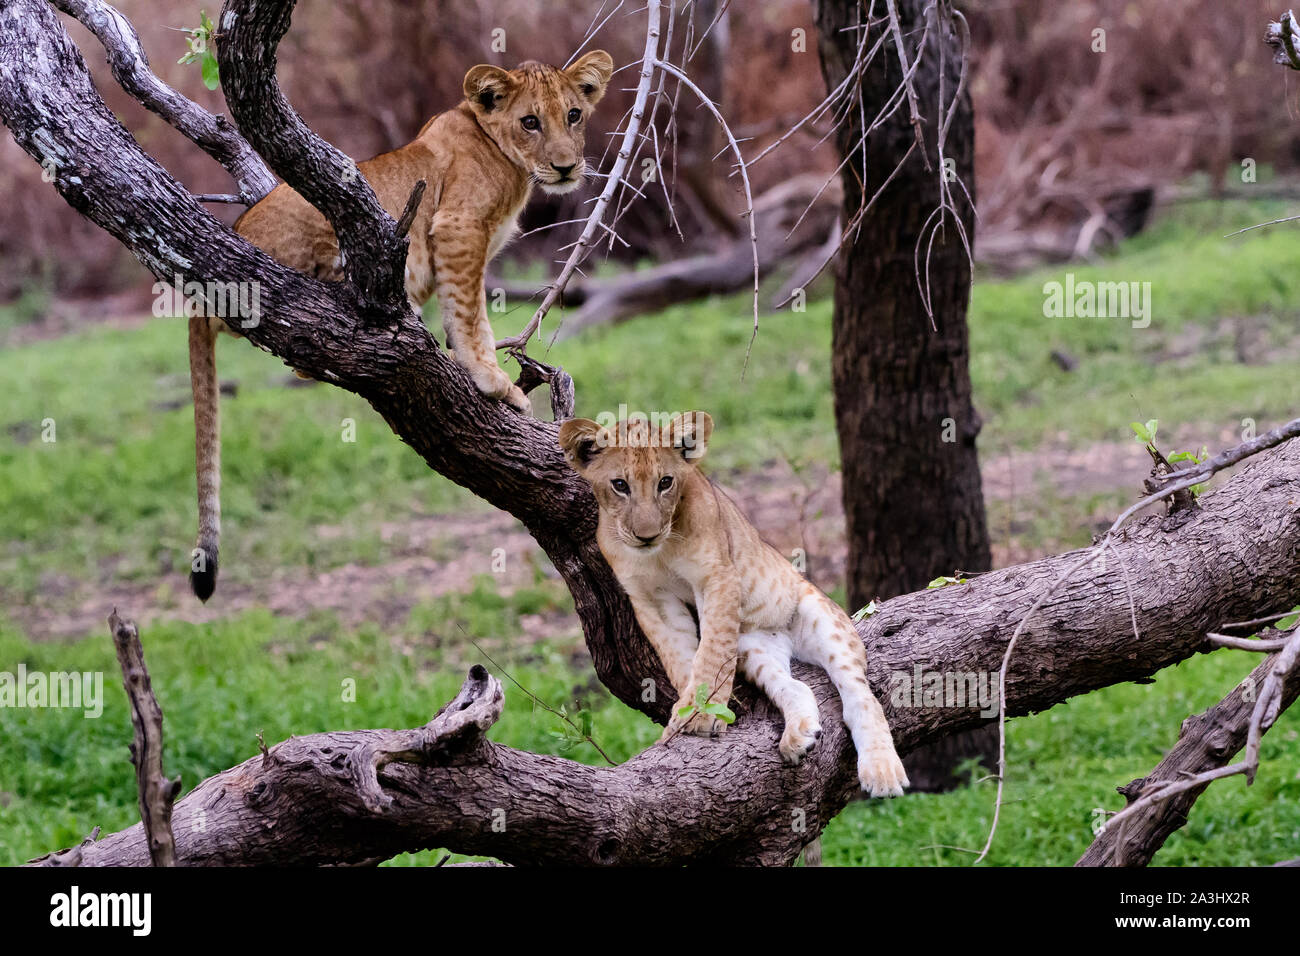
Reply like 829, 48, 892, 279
738, 631, 822, 765
431, 213, 530, 414
793, 589, 908, 797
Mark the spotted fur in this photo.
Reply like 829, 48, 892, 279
558, 413, 909, 797
187, 52, 613, 600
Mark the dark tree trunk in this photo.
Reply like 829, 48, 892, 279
815, 0, 996, 791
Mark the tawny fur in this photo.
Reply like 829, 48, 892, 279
558, 413, 909, 797
188, 52, 613, 600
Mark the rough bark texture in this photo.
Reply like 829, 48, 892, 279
108, 611, 181, 866
50, 0, 276, 201
1078, 638, 1300, 867
6, 0, 1300, 867
28, 442, 1300, 866
815, 0, 995, 790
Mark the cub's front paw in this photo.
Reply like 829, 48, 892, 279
779, 714, 822, 766
858, 744, 909, 798
501, 383, 532, 415
461, 357, 533, 415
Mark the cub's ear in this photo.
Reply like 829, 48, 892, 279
665, 410, 713, 462
464, 64, 515, 113
558, 418, 609, 473
565, 50, 614, 104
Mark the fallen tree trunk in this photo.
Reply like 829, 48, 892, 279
28, 439, 1300, 866
8, 0, 1300, 867
520, 176, 840, 341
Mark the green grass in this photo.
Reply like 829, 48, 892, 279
4, 198, 1298, 603
0, 596, 654, 867
2, 196, 1300, 865
2, 604, 1295, 866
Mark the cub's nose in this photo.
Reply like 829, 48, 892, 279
552, 163, 576, 179
635, 533, 658, 547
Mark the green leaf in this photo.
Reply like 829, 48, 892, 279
1129, 421, 1152, 444
676, 704, 694, 718
694, 683, 710, 709
201, 54, 220, 91
851, 600, 878, 622
927, 575, 964, 589
703, 702, 736, 725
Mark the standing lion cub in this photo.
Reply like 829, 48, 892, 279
558, 412, 909, 797
187, 52, 613, 600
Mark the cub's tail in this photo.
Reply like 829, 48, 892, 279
188, 315, 221, 601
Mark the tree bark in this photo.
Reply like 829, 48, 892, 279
6, 0, 1300, 867
27, 440, 1300, 866
815, 0, 995, 791
1078, 634, 1300, 867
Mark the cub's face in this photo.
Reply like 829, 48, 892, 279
558, 412, 713, 553
463, 51, 614, 195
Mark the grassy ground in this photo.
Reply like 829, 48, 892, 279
1, 197, 1298, 865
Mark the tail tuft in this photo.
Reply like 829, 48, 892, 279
190, 545, 218, 602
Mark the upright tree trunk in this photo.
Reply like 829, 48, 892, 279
815, 0, 996, 791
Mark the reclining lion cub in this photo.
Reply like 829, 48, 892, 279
558, 412, 908, 797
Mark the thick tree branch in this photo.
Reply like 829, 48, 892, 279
28, 443, 1300, 866
215, 0, 410, 307
50, 0, 276, 202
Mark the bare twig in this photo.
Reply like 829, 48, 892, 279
650, 57, 759, 370
497, 0, 663, 352
108, 610, 181, 867
883, 0, 929, 170
50, 0, 275, 201
975, 420, 1300, 863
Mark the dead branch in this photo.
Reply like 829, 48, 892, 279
977, 416, 1300, 862
546, 175, 838, 340
1265, 11, 1300, 70
50, 0, 275, 202
1079, 625, 1300, 866
26, 441, 1300, 866
108, 611, 181, 866
497, 0, 663, 352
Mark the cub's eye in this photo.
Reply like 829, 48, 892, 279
568, 108, 583, 125
521, 115, 541, 132
611, 478, 630, 495
657, 475, 674, 492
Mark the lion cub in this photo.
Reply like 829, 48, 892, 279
558, 412, 909, 797
187, 53, 613, 600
